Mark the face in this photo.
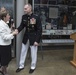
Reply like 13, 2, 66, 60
24, 5, 32, 14
4, 13, 10, 22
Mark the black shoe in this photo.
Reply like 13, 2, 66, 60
16, 68, 24, 73
29, 69, 35, 73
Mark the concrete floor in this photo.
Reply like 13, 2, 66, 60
7, 48, 76, 75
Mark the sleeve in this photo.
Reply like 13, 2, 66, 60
35, 15, 42, 43
0, 27, 14, 40
17, 15, 25, 32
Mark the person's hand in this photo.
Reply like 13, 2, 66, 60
12, 29, 18, 35
34, 42, 39, 46
15, 29, 19, 34
12, 31, 18, 36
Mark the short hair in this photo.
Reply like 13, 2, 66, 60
25, 3, 32, 7
0, 10, 9, 20
24, 3, 32, 10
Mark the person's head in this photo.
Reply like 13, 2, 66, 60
24, 4, 32, 15
0, 10, 10, 23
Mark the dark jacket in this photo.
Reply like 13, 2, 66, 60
17, 13, 42, 45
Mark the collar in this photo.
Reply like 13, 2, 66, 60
0, 20, 9, 27
27, 13, 33, 17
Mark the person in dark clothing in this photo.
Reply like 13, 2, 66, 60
15, 4, 42, 73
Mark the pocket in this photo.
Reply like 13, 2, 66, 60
23, 20, 27, 24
